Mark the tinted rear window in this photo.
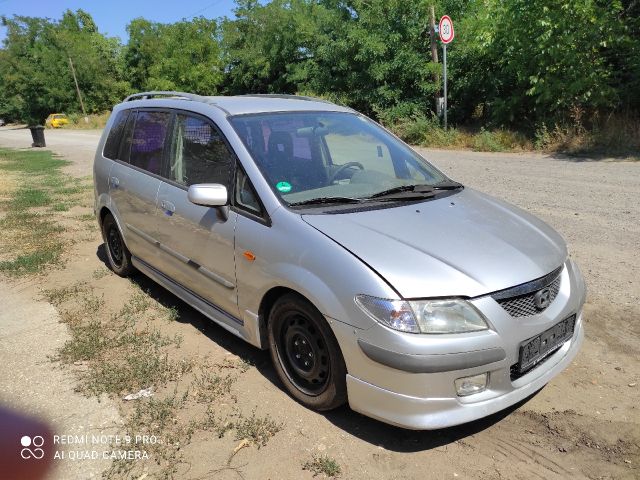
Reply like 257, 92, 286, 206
103, 110, 130, 160
129, 111, 170, 175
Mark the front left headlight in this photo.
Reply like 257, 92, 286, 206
355, 295, 489, 334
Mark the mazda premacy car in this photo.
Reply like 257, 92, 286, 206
94, 91, 585, 429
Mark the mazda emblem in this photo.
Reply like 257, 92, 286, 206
534, 287, 552, 310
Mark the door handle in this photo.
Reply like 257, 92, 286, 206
160, 200, 175, 215
110, 176, 120, 188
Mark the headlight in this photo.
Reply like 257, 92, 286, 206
355, 295, 488, 334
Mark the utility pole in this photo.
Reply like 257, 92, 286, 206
429, 6, 440, 114
68, 57, 89, 124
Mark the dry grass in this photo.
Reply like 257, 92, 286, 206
387, 111, 639, 157
387, 116, 532, 152
303, 454, 342, 477
48, 275, 277, 478
0, 148, 93, 275
58, 111, 110, 130
535, 113, 640, 157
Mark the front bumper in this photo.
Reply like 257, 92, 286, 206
330, 259, 586, 429
346, 317, 583, 429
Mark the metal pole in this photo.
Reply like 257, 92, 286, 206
429, 6, 439, 113
68, 57, 89, 123
443, 43, 448, 130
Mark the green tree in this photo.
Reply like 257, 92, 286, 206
449, 0, 635, 128
124, 17, 224, 94
0, 10, 129, 125
302, 0, 440, 117
221, 0, 318, 94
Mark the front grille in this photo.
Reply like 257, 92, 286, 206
491, 266, 563, 318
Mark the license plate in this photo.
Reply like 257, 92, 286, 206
516, 314, 576, 374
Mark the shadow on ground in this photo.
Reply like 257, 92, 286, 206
548, 151, 639, 162
96, 244, 542, 453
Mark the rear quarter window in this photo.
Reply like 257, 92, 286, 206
103, 110, 130, 160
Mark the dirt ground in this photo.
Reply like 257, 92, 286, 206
0, 127, 638, 479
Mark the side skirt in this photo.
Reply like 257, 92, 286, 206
132, 256, 263, 348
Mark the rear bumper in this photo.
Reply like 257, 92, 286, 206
345, 316, 583, 429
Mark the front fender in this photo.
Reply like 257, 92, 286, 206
235, 208, 398, 331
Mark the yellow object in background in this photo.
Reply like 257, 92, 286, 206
45, 113, 69, 128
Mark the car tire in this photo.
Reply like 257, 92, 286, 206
102, 213, 134, 277
268, 293, 347, 411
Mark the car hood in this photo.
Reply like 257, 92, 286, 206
302, 188, 567, 299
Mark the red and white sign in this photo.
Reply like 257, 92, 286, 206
439, 15, 454, 44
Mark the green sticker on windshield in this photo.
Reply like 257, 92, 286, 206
276, 181, 292, 193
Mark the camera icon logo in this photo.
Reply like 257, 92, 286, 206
20, 435, 45, 459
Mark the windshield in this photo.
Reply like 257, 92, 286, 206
229, 111, 450, 206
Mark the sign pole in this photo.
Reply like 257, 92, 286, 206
443, 43, 447, 131
438, 15, 454, 131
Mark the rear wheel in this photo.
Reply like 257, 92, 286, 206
268, 294, 347, 411
102, 213, 134, 277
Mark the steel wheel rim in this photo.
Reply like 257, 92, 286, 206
107, 226, 123, 267
277, 312, 330, 396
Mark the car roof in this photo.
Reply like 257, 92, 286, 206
120, 92, 354, 116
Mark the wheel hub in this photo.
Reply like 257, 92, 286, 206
108, 227, 123, 265
279, 314, 330, 395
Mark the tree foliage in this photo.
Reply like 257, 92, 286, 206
0, 10, 128, 125
0, 2, 639, 130
124, 17, 223, 94
450, 0, 640, 128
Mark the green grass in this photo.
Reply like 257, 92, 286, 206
51, 202, 70, 212
0, 148, 77, 276
193, 371, 236, 403
234, 410, 283, 448
56, 290, 190, 396
0, 148, 70, 173
0, 248, 63, 274
43, 282, 90, 306
12, 188, 51, 208
303, 455, 342, 477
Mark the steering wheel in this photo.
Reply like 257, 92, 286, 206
329, 162, 365, 183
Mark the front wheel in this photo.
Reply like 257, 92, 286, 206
268, 294, 347, 411
102, 213, 134, 277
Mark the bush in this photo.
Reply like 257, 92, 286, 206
63, 112, 110, 129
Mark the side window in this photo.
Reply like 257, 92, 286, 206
118, 111, 136, 162
103, 110, 130, 160
168, 114, 234, 187
235, 167, 262, 215
129, 111, 170, 175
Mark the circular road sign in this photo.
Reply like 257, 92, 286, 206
439, 15, 454, 44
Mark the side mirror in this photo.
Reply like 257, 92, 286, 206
187, 184, 228, 207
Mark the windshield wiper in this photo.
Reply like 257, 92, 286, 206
288, 196, 364, 207
366, 184, 435, 199
433, 181, 464, 190
366, 181, 463, 200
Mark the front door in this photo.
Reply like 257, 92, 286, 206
153, 112, 239, 318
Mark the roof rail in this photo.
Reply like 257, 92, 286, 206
123, 91, 210, 103
239, 94, 334, 105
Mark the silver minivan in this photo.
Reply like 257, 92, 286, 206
94, 91, 585, 429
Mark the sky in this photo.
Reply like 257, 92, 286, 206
0, 0, 239, 43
